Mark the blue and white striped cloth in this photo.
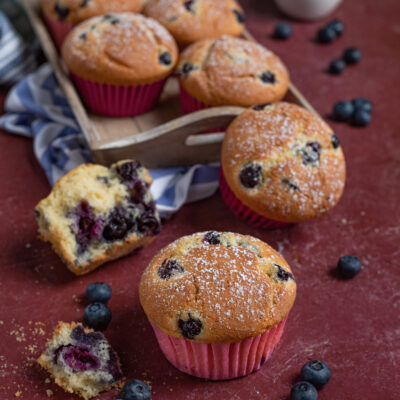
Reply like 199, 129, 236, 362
0, 63, 220, 215
0, 11, 37, 85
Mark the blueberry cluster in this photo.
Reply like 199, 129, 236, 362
333, 98, 372, 127
329, 47, 362, 75
290, 360, 331, 400
83, 282, 112, 331
317, 19, 344, 44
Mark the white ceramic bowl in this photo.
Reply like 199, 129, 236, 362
274, 0, 343, 21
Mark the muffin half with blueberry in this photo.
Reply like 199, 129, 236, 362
139, 231, 296, 380
220, 102, 346, 228
35, 160, 161, 275
38, 322, 123, 400
61, 13, 178, 117
41, 0, 146, 48
176, 35, 290, 114
143, 0, 246, 48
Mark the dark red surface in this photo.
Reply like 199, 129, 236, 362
1, 0, 400, 399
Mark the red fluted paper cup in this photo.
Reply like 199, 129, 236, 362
71, 74, 167, 117
150, 317, 287, 380
219, 168, 293, 229
44, 15, 74, 50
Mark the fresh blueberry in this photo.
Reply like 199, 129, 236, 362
301, 360, 332, 389
328, 59, 346, 74
203, 231, 221, 245
83, 302, 112, 331
120, 379, 151, 400
337, 255, 362, 278
290, 381, 318, 400
352, 97, 372, 114
159, 52, 172, 66
273, 22, 292, 39
239, 162, 262, 188
259, 71, 276, 84
86, 282, 112, 304
54, 2, 69, 20
343, 47, 362, 64
352, 110, 371, 127
331, 134, 340, 149
233, 9, 246, 24
178, 314, 203, 340
158, 259, 184, 280
333, 100, 354, 121
326, 19, 344, 36
317, 27, 336, 43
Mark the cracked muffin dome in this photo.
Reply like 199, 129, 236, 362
35, 160, 161, 275
38, 322, 123, 400
176, 35, 290, 107
143, 0, 246, 47
41, 0, 146, 26
221, 102, 346, 223
61, 13, 179, 85
139, 231, 296, 344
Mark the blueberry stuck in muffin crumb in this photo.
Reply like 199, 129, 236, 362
158, 259, 184, 280
178, 314, 203, 340
239, 162, 262, 188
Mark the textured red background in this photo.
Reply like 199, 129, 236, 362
1, 0, 399, 399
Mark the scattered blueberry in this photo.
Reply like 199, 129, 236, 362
83, 302, 112, 331
326, 19, 344, 36
290, 381, 318, 400
159, 52, 172, 66
352, 97, 372, 114
317, 27, 336, 44
86, 282, 112, 304
203, 231, 221, 245
239, 162, 262, 188
343, 47, 362, 65
301, 360, 332, 389
178, 314, 203, 340
333, 100, 354, 121
233, 9, 246, 24
259, 71, 276, 84
329, 59, 346, 74
158, 259, 184, 280
120, 379, 152, 400
352, 109, 371, 127
273, 22, 292, 39
337, 255, 362, 278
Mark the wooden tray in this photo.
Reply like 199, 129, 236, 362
23, 0, 318, 168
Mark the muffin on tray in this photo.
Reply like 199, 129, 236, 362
139, 231, 296, 380
35, 160, 161, 275
220, 102, 346, 228
62, 13, 178, 117
41, 0, 146, 48
143, 0, 246, 47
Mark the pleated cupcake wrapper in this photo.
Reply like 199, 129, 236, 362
71, 74, 167, 117
179, 86, 226, 133
151, 317, 287, 380
219, 168, 293, 229
43, 15, 74, 50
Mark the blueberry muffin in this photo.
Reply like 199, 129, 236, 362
37, 322, 123, 400
61, 13, 179, 116
41, 0, 146, 47
143, 0, 245, 47
139, 231, 296, 379
35, 160, 161, 275
177, 35, 290, 112
221, 102, 346, 225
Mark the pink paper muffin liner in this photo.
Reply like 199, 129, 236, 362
151, 316, 287, 380
180, 86, 225, 133
71, 74, 167, 117
43, 15, 74, 50
219, 168, 293, 229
